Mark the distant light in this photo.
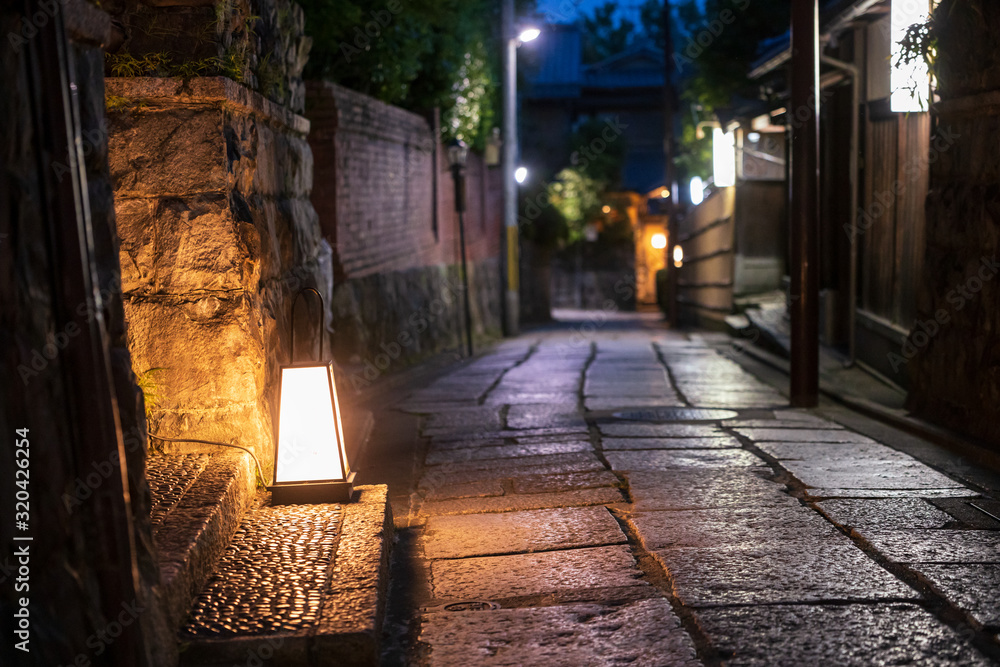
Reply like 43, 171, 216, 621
518, 27, 540, 43
747, 132, 761, 143
891, 0, 930, 112
660, 188, 670, 198
514, 166, 528, 184
602, 205, 611, 214
713, 128, 736, 187
651, 233, 667, 249
673, 245, 684, 268
689, 176, 704, 206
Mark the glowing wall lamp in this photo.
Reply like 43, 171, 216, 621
518, 27, 540, 44
673, 245, 684, 268
269, 288, 355, 505
651, 233, 667, 250
690, 176, 705, 206
712, 128, 736, 187
890, 0, 930, 112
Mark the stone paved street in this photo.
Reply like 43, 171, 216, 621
364, 313, 1000, 666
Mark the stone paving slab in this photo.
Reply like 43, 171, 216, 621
424, 451, 601, 474
754, 441, 914, 461
627, 506, 839, 549
420, 458, 607, 489
911, 563, 1000, 626
423, 479, 506, 501
817, 498, 955, 531
602, 436, 743, 450
805, 487, 981, 499
419, 507, 626, 559
422, 407, 503, 432
625, 470, 794, 510
607, 449, 765, 471
430, 545, 646, 601
424, 441, 593, 465
781, 460, 966, 490
484, 392, 579, 405
653, 539, 917, 605
859, 529, 1000, 563
510, 469, 621, 494
430, 426, 589, 443
419, 599, 701, 667
420, 487, 626, 516
506, 404, 587, 430
694, 603, 990, 666
734, 427, 875, 443
586, 396, 688, 410
597, 422, 727, 438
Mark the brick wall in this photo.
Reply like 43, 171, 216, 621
307, 82, 503, 370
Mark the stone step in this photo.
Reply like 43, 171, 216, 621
177, 485, 393, 667
150, 451, 257, 632
147, 406, 378, 651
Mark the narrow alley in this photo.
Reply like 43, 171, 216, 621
363, 312, 1000, 666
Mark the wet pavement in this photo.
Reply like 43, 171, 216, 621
365, 311, 1000, 666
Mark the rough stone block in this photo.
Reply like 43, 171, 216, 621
420, 599, 700, 667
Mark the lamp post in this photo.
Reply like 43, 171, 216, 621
269, 288, 355, 505
448, 139, 474, 358
502, 0, 540, 336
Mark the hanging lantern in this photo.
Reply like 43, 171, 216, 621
269, 288, 355, 505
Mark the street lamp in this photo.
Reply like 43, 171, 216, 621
270, 288, 355, 505
514, 166, 528, 184
502, 0, 540, 337
448, 139, 474, 358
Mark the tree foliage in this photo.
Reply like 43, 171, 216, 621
297, 0, 513, 148
580, 2, 637, 64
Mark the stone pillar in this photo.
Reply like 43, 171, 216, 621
108, 77, 328, 472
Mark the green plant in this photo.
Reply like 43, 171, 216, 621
135, 367, 167, 424
106, 51, 171, 77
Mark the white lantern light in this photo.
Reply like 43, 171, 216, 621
712, 128, 736, 188
270, 289, 355, 505
690, 176, 705, 206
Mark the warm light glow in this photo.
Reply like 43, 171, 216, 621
514, 166, 528, 183
651, 233, 667, 249
891, 0, 930, 112
690, 176, 705, 206
713, 128, 736, 187
602, 205, 611, 214
660, 188, 670, 198
275, 364, 347, 483
518, 27, 540, 43
673, 245, 684, 268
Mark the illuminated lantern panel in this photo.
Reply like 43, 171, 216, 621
271, 362, 354, 504
690, 176, 705, 206
891, 0, 930, 113
673, 245, 684, 268
651, 233, 667, 250
713, 128, 736, 187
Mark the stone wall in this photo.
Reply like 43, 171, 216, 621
307, 81, 504, 375
108, 76, 327, 472
908, 0, 1000, 448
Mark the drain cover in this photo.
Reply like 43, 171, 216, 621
612, 407, 739, 422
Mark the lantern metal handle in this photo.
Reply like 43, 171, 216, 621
289, 287, 324, 363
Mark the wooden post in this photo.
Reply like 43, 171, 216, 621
789, 0, 820, 406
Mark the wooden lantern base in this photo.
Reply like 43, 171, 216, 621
268, 472, 356, 505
